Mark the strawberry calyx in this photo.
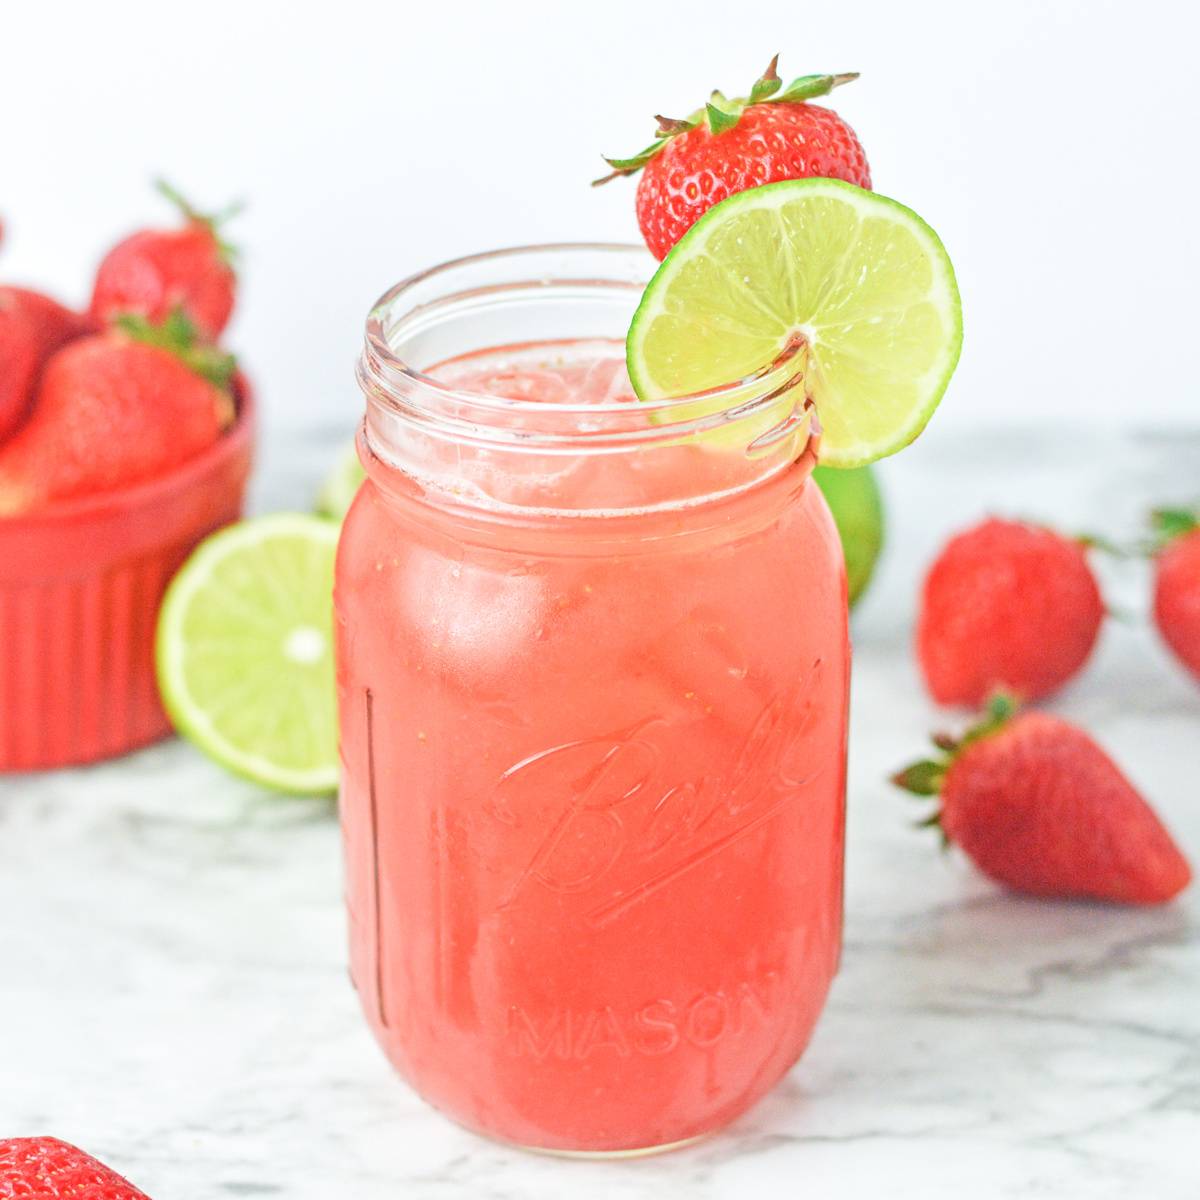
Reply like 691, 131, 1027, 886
155, 178, 244, 264
115, 309, 237, 419
593, 55, 859, 185
1115, 507, 1200, 559
1150, 507, 1199, 549
891, 694, 1020, 842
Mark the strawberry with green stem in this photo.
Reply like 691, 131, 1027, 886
893, 696, 1191, 905
90, 179, 242, 339
0, 309, 235, 514
595, 55, 870, 259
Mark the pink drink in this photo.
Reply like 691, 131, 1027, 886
336, 248, 849, 1154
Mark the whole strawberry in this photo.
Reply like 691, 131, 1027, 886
0, 312, 235, 514
917, 518, 1104, 707
893, 697, 1191, 904
0, 286, 93, 441
0, 1137, 151, 1199
595, 56, 870, 260
1151, 508, 1200, 682
90, 180, 239, 339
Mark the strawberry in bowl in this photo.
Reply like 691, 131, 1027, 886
90, 180, 239, 339
0, 313, 234, 513
0, 286, 93, 442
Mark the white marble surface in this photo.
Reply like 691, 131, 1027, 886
2, 426, 1198, 1199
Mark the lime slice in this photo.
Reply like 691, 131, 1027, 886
627, 178, 961, 466
316, 439, 365, 520
155, 513, 340, 794
813, 463, 884, 607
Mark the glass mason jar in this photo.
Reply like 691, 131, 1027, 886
336, 245, 850, 1155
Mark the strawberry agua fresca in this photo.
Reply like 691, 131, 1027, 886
336, 246, 849, 1153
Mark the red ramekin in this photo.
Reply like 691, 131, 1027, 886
0, 380, 255, 771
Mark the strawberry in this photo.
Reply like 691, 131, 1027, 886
0, 300, 37, 444
0, 1137, 151, 1199
893, 697, 1191, 904
1150, 508, 1200, 683
0, 286, 93, 441
595, 56, 870, 260
916, 518, 1104, 707
90, 180, 239, 339
0, 312, 235, 514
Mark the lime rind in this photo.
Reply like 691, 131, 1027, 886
812, 463, 885, 606
627, 178, 962, 468
155, 513, 341, 795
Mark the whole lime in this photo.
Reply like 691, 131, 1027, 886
813, 464, 885, 607
317, 441, 366, 519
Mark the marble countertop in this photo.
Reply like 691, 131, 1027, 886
3, 425, 1198, 1199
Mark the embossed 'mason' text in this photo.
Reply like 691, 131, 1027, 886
506, 975, 778, 1059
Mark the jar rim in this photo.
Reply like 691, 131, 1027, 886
360, 242, 810, 432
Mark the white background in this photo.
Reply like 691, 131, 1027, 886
2, 0, 1196, 438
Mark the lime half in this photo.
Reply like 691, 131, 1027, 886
627, 178, 961, 466
316, 440, 366, 520
156, 513, 340, 794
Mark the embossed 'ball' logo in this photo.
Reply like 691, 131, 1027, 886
490, 668, 826, 925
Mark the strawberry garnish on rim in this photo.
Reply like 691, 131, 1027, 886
593, 56, 870, 260
593, 56, 859, 185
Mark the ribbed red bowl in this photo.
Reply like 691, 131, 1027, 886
0, 381, 255, 771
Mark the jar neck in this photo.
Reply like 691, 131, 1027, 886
357, 423, 821, 556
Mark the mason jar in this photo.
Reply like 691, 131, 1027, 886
336, 244, 849, 1155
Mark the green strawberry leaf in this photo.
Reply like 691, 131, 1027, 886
592, 59, 860, 185
960, 693, 1019, 747
749, 54, 782, 104
155, 177, 244, 263
655, 114, 697, 137
891, 760, 945, 796
1152, 507, 1200, 542
593, 140, 671, 184
775, 71, 859, 103
706, 99, 741, 135
116, 308, 237, 393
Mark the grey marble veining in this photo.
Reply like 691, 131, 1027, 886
2, 424, 1198, 1198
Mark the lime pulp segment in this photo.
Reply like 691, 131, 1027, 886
155, 513, 341, 794
626, 178, 962, 467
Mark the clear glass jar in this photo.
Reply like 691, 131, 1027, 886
336, 245, 849, 1155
